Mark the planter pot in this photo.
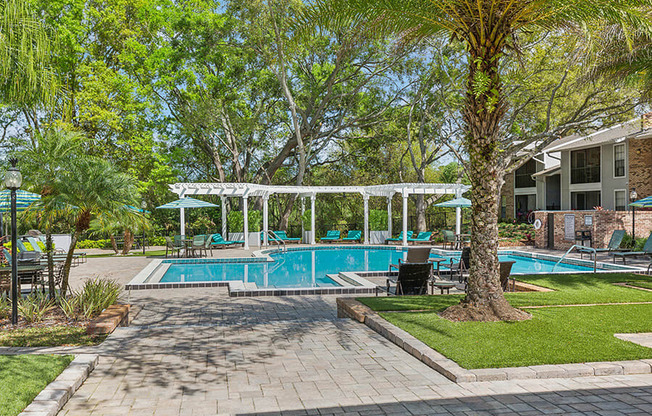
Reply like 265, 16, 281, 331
370, 230, 389, 245
304, 231, 313, 243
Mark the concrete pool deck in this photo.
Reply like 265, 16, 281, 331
15, 247, 650, 415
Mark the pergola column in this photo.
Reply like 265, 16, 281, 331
262, 195, 269, 247
310, 194, 316, 245
455, 190, 462, 235
180, 207, 186, 237
301, 197, 305, 239
221, 197, 227, 238
363, 194, 369, 244
243, 196, 249, 250
387, 193, 393, 237
402, 193, 409, 247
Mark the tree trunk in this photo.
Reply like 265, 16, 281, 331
60, 231, 79, 298
277, 195, 297, 231
415, 195, 427, 232
121, 229, 134, 255
110, 235, 119, 254
46, 232, 55, 297
441, 29, 530, 322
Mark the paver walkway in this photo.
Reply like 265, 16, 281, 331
56, 286, 652, 416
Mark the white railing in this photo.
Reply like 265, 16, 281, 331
553, 244, 597, 273
263, 230, 286, 253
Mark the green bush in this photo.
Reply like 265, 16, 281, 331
76, 278, 122, 319
369, 210, 388, 231
0, 293, 9, 319
56, 295, 79, 321
622, 234, 648, 250
248, 210, 262, 231
227, 211, 243, 231
498, 222, 535, 241
18, 292, 55, 323
77, 239, 112, 249
301, 209, 312, 230
149, 236, 165, 246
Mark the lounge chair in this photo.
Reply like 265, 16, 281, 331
381, 262, 432, 296
385, 231, 413, 245
25, 237, 69, 264
444, 247, 471, 283
499, 260, 516, 292
211, 233, 243, 249
389, 247, 432, 271
260, 231, 282, 244
341, 230, 362, 243
408, 231, 433, 245
613, 232, 652, 264
441, 230, 456, 250
578, 230, 626, 259
274, 230, 301, 244
320, 230, 340, 243
33, 236, 87, 263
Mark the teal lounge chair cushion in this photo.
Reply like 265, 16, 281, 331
321, 230, 340, 240
408, 232, 432, 242
342, 230, 362, 241
386, 231, 413, 241
275, 231, 301, 241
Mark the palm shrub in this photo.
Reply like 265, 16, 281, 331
56, 294, 79, 321
18, 292, 55, 324
76, 278, 122, 319
0, 293, 9, 319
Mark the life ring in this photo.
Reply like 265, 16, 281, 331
533, 219, 542, 230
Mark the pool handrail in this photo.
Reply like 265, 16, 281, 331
263, 230, 286, 253
554, 244, 597, 273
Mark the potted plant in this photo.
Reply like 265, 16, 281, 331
369, 209, 389, 244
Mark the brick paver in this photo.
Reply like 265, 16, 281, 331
54, 285, 652, 416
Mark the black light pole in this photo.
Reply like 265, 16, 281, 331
141, 201, 147, 255
4, 158, 22, 326
630, 188, 638, 240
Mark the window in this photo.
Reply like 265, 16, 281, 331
614, 144, 625, 177
515, 159, 536, 188
571, 147, 601, 184
615, 190, 626, 211
571, 191, 601, 210
501, 196, 506, 218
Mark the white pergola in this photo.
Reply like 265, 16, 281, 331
169, 182, 471, 250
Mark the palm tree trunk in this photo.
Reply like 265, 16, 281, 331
60, 231, 79, 297
110, 235, 119, 254
121, 229, 134, 255
441, 37, 529, 322
46, 232, 55, 297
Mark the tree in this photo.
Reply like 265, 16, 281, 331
20, 129, 84, 296
302, 0, 651, 321
0, 0, 55, 106
40, 158, 140, 296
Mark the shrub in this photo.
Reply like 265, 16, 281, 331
77, 239, 112, 249
76, 278, 122, 319
301, 209, 312, 230
18, 292, 55, 323
149, 236, 165, 246
57, 295, 79, 321
0, 293, 9, 319
248, 210, 262, 231
369, 210, 388, 231
227, 211, 243, 231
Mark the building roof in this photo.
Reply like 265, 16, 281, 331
543, 118, 643, 153
532, 165, 561, 178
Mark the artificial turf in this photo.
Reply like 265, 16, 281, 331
380, 304, 652, 369
0, 355, 73, 416
357, 272, 652, 369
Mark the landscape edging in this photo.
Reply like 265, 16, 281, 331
19, 354, 98, 416
336, 297, 652, 383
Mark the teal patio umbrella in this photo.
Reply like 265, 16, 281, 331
0, 190, 41, 237
434, 197, 471, 208
156, 197, 218, 236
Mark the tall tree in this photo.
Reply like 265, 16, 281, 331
302, 0, 651, 321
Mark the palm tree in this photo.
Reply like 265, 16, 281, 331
301, 1, 651, 321
40, 158, 140, 296
21, 129, 84, 296
90, 209, 151, 256
0, 0, 55, 105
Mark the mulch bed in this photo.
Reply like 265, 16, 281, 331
0, 307, 90, 331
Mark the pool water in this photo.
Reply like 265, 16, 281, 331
158, 248, 605, 288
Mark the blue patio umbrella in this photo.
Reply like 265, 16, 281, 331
434, 197, 471, 208
0, 189, 41, 213
156, 197, 218, 236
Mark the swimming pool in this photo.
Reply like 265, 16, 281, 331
126, 246, 642, 295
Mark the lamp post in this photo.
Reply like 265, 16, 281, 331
630, 188, 638, 240
141, 201, 147, 255
4, 158, 22, 326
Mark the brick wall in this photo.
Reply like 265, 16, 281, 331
500, 172, 514, 219
534, 210, 652, 250
629, 137, 652, 199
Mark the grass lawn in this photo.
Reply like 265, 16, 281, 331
627, 281, 652, 290
0, 326, 106, 347
0, 355, 73, 416
358, 273, 652, 369
381, 304, 652, 369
